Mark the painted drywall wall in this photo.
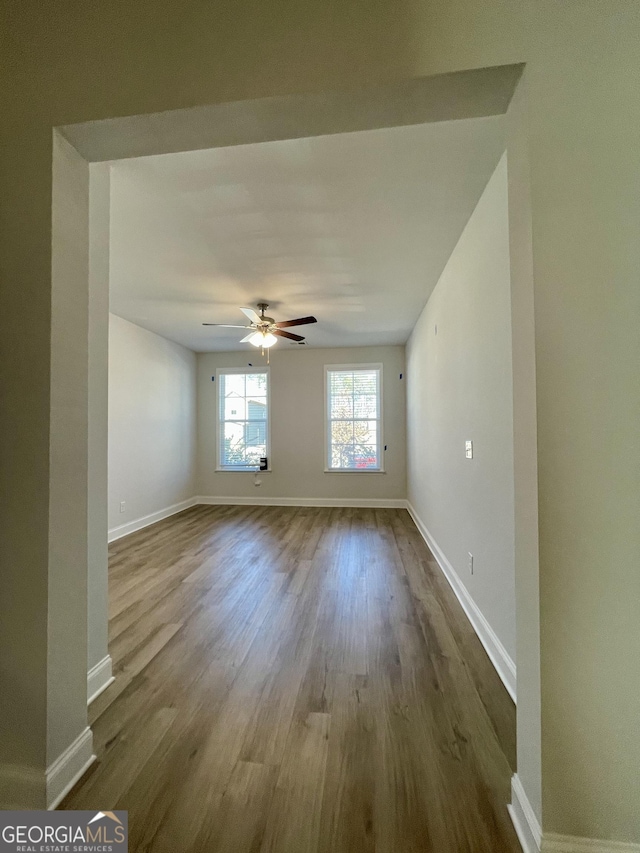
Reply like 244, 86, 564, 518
46, 133, 92, 776
504, 74, 542, 826
415, 11, 640, 843
407, 154, 516, 663
87, 163, 110, 685
197, 346, 406, 502
2, 1, 639, 843
108, 315, 197, 533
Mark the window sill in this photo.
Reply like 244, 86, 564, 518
324, 468, 385, 474
216, 468, 272, 473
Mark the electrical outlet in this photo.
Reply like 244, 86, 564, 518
465, 440, 473, 459
468, 552, 474, 575
119, 501, 126, 513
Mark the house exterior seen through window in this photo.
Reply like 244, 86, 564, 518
325, 364, 383, 471
217, 368, 269, 469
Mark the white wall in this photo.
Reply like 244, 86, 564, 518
46, 131, 92, 791
407, 155, 516, 668
108, 314, 197, 532
87, 163, 111, 685
197, 346, 406, 503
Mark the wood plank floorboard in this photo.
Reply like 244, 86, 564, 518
62, 505, 519, 853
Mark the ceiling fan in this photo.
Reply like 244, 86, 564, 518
203, 302, 317, 348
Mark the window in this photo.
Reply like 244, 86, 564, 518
325, 364, 383, 471
217, 368, 269, 470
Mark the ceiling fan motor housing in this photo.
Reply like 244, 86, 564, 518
256, 303, 275, 327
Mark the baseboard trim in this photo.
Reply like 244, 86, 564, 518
108, 496, 407, 541
406, 501, 517, 702
0, 728, 95, 810
87, 654, 114, 704
509, 774, 542, 853
195, 495, 407, 508
108, 497, 197, 542
542, 835, 640, 852
508, 775, 640, 853
47, 727, 95, 809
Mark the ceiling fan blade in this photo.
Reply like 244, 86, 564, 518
202, 323, 250, 328
275, 316, 317, 328
239, 333, 256, 343
239, 307, 262, 324
274, 329, 305, 342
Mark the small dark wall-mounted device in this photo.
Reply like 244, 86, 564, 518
259, 457, 268, 471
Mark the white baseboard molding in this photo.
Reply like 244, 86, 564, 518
0, 728, 95, 810
47, 726, 95, 809
509, 774, 542, 853
87, 654, 115, 704
108, 495, 405, 541
509, 775, 640, 853
108, 497, 197, 542
195, 495, 407, 508
406, 501, 517, 703
543, 837, 640, 852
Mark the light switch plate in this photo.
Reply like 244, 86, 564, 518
465, 440, 473, 459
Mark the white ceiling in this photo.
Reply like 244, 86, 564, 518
109, 116, 506, 352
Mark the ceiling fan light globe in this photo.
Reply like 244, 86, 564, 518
248, 330, 277, 348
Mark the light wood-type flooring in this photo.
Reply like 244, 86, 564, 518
63, 505, 519, 853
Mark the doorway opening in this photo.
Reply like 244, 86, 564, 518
50, 64, 539, 835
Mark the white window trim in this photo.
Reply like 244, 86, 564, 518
216, 366, 271, 472
324, 363, 384, 473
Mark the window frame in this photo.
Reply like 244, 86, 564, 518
216, 366, 271, 472
324, 363, 384, 473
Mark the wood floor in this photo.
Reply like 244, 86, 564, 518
63, 505, 519, 853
